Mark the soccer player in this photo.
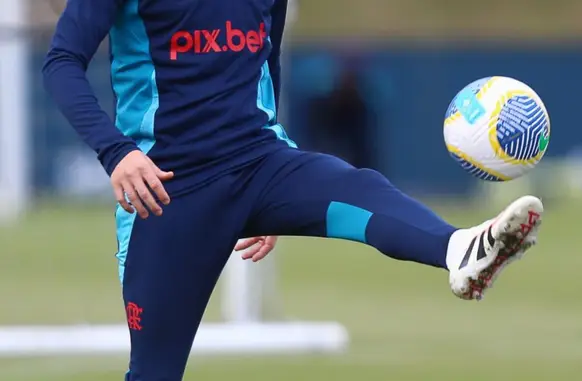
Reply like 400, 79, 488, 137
42, 0, 543, 379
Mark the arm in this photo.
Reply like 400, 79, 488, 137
42, 0, 139, 176
268, 0, 288, 116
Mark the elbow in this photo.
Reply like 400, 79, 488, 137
41, 48, 66, 82
41, 48, 62, 89
41, 47, 86, 84
41, 50, 55, 83
41, 50, 58, 94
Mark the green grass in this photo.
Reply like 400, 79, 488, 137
294, 0, 582, 39
0, 199, 580, 380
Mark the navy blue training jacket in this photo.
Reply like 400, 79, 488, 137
42, 0, 296, 196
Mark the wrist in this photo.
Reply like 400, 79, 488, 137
98, 141, 140, 176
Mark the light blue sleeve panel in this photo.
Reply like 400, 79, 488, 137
267, 0, 288, 115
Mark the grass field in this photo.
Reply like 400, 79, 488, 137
0, 199, 581, 380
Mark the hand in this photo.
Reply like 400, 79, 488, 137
111, 150, 174, 219
235, 236, 278, 262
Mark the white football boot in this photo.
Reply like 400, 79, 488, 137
446, 195, 543, 300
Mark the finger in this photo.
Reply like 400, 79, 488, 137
113, 182, 134, 214
146, 157, 174, 181
132, 174, 162, 217
156, 168, 174, 181
241, 243, 263, 260
123, 180, 149, 219
235, 237, 262, 252
143, 171, 171, 206
252, 237, 277, 262
251, 237, 276, 262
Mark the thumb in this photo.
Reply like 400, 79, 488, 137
155, 166, 174, 180
146, 157, 174, 180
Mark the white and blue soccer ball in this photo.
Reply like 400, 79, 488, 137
443, 76, 550, 181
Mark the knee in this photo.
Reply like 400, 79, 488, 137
346, 168, 394, 189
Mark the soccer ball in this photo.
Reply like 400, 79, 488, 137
444, 76, 550, 181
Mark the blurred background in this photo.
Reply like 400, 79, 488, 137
1, 0, 581, 379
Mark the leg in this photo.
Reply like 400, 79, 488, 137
245, 149, 543, 300
117, 174, 250, 381
245, 149, 456, 269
